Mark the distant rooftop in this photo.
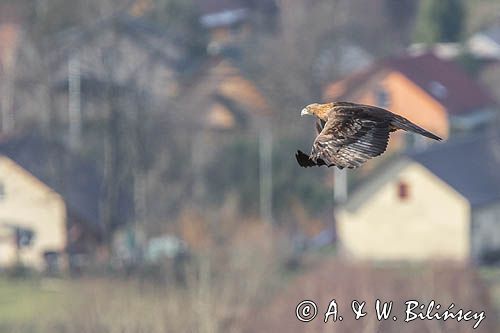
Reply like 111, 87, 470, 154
0, 133, 132, 230
196, 0, 276, 14
410, 132, 500, 207
344, 131, 500, 211
325, 53, 496, 115
196, 0, 277, 28
200, 8, 248, 28
197, 0, 248, 16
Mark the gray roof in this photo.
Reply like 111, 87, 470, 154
343, 132, 500, 211
0, 134, 132, 232
410, 132, 500, 207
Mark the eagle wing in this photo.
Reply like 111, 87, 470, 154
295, 119, 328, 167
310, 107, 391, 169
315, 119, 326, 135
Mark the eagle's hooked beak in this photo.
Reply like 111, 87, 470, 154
301, 108, 310, 117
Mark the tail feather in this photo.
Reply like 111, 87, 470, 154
296, 150, 316, 167
391, 115, 442, 141
295, 150, 330, 167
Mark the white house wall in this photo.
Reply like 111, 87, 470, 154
337, 162, 470, 262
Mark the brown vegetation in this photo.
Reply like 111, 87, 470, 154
242, 259, 498, 333
3, 256, 497, 333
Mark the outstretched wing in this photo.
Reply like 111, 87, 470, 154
310, 109, 391, 169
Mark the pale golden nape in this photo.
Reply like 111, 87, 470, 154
300, 102, 333, 121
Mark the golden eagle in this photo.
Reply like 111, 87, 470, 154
296, 102, 442, 169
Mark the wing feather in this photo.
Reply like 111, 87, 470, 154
310, 113, 390, 169
297, 102, 439, 169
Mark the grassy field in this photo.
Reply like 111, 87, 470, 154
480, 267, 500, 319
0, 277, 66, 324
1, 265, 499, 332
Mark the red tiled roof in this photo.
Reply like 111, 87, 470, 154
325, 53, 496, 115
389, 53, 496, 114
323, 64, 381, 102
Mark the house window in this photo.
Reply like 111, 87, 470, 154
375, 87, 390, 108
15, 227, 35, 248
44, 251, 61, 273
397, 181, 409, 201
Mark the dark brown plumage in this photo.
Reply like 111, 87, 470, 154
296, 102, 442, 169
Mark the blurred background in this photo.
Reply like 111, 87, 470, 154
0, 0, 500, 332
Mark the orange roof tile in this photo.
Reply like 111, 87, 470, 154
324, 53, 496, 115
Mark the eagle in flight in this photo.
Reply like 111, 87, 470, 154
296, 102, 442, 169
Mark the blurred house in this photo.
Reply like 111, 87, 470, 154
0, 134, 130, 270
324, 53, 497, 146
0, 14, 188, 144
175, 58, 274, 228
0, 154, 66, 270
314, 43, 374, 79
51, 15, 186, 106
40, 15, 192, 155
179, 58, 271, 131
128, 0, 278, 55
196, 0, 277, 54
468, 23, 500, 60
407, 43, 463, 60
336, 133, 500, 264
411, 22, 500, 62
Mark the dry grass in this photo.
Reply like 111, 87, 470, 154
1, 222, 288, 333
1, 226, 499, 333
244, 259, 498, 333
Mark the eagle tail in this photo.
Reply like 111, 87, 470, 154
296, 150, 334, 168
296, 150, 316, 167
391, 116, 442, 141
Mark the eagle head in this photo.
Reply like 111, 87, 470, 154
300, 102, 333, 121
